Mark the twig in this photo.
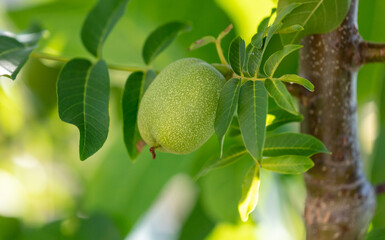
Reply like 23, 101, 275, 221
357, 41, 385, 66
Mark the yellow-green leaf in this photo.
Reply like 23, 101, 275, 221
238, 164, 260, 222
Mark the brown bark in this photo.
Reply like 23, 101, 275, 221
298, 0, 376, 239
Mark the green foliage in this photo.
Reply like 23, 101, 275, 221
1, 0, 362, 233
81, 0, 130, 57
261, 155, 314, 174
263, 44, 302, 77
277, 74, 314, 91
278, 0, 351, 44
214, 78, 242, 156
142, 21, 191, 65
238, 81, 267, 162
264, 132, 329, 156
0, 26, 43, 80
122, 71, 156, 161
228, 36, 246, 76
238, 164, 260, 222
57, 59, 110, 160
264, 78, 297, 115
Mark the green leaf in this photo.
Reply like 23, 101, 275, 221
142, 21, 191, 65
264, 132, 329, 156
228, 117, 241, 137
253, 3, 301, 77
197, 145, 248, 179
81, 0, 130, 57
261, 155, 314, 174
238, 164, 260, 222
238, 81, 267, 162
250, 15, 271, 49
277, 24, 304, 34
245, 43, 262, 77
278, 0, 351, 44
228, 36, 246, 76
263, 44, 303, 77
267, 97, 303, 130
215, 78, 242, 156
277, 74, 314, 92
0, 36, 33, 80
122, 70, 156, 161
57, 58, 110, 160
189, 36, 216, 51
264, 78, 297, 115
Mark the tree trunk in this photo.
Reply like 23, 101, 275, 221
298, 0, 376, 239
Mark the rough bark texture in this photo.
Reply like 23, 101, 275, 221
298, 0, 376, 239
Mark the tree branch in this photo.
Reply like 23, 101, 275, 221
358, 41, 385, 65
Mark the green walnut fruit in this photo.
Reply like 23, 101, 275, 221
138, 58, 225, 156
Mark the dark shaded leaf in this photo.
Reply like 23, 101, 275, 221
215, 78, 242, 156
142, 21, 191, 65
81, 0, 130, 57
228, 36, 246, 76
122, 70, 156, 161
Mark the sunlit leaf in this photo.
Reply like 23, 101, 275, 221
238, 164, 260, 222
238, 81, 267, 162
264, 78, 297, 115
261, 155, 314, 174
142, 21, 191, 65
277, 74, 314, 92
189, 36, 216, 51
122, 70, 156, 161
81, 0, 130, 57
228, 36, 246, 76
263, 44, 302, 77
264, 132, 329, 156
0, 35, 36, 80
57, 58, 110, 160
215, 78, 242, 156
278, 0, 351, 44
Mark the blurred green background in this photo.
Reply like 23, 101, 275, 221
0, 0, 384, 239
